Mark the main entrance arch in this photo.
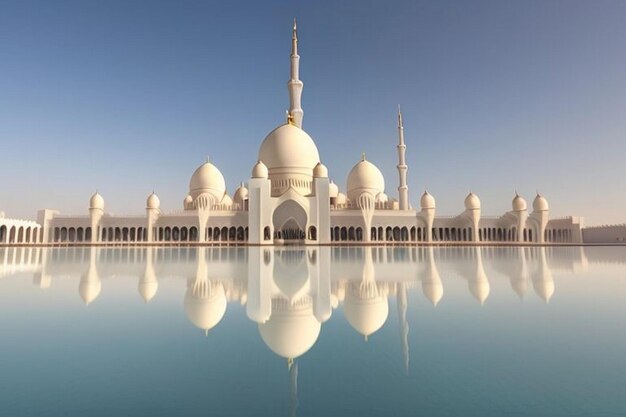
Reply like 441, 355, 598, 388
272, 200, 308, 241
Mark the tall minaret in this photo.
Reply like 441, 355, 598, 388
288, 19, 304, 128
397, 107, 409, 210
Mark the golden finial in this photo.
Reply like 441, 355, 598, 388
287, 111, 295, 125
287, 357, 294, 370
361, 152, 366, 161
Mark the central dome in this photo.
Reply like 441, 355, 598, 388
258, 124, 320, 173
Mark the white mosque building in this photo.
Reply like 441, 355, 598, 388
0, 21, 586, 246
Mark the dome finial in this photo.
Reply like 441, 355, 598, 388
206, 155, 210, 163
286, 110, 294, 125
288, 357, 294, 371
361, 152, 366, 161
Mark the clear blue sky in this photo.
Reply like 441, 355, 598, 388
1, 0, 625, 226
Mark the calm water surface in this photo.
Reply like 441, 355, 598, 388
0, 246, 625, 417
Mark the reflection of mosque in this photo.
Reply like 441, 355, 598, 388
0, 244, 608, 414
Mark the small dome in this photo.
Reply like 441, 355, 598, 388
336, 192, 347, 205
252, 160, 269, 178
343, 293, 389, 338
183, 194, 193, 209
313, 162, 328, 178
233, 183, 249, 205
258, 124, 320, 173
329, 181, 339, 198
258, 305, 321, 359
89, 192, 104, 210
189, 161, 226, 200
464, 192, 481, 210
221, 193, 233, 206
146, 192, 160, 210
533, 194, 549, 211
512, 193, 527, 211
377, 193, 388, 203
346, 157, 385, 201
420, 191, 436, 209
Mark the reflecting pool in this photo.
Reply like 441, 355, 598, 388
1, 246, 625, 416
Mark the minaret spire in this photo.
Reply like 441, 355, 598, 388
288, 18, 304, 128
397, 106, 409, 210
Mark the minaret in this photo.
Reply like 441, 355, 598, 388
288, 19, 304, 128
397, 107, 409, 210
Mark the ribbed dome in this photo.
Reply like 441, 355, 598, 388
258, 124, 320, 173
512, 193, 527, 211
420, 191, 436, 209
189, 161, 226, 200
313, 162, 328, 178
252, 160, 268, 178
329, 181, 339, 198
233, 183, 249, 205
533, 194, 549, 211
89, 192, 104, 210
146, 192, 160, 210
258, 306, 321, 359
347, 157, 385, 201
464, 192, 481, 210
343, 294, 389, 338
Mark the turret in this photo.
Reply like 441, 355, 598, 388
146, 192, 160, 243
88, 191, 104, 243
511, 192, 528, 243
463, 192, 481, 242
531, 193, 550, 243
418, 191, 436, 242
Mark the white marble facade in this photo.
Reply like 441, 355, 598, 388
0, 22, 586, 246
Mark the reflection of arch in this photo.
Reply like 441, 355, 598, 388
272, 200, 308, 241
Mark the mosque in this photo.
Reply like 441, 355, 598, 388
0, 21, 586, 246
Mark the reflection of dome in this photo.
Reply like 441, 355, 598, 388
189, 161, 226, 200
329, 181, 339, 198
252, 160, 269, 178
533, 194, 549, 211
422, 281, 443, 306
79, 280, 101, 305
258, 124, 320, 173
512, 193, 527, 211
420, 191, 435, 209
464, 192, 481, 210
146, 192, 160, 210
138, 280, 158, 303
313, 162, 328, 178
233, 183, 249, 205
469, 280, 490, 305
89, 192, 104, 210
346, 157, 385, 201
258, 302, 321, 359
184, 283, 228, 333
343, 292, 389, 338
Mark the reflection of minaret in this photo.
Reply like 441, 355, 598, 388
344, 248, 389, 340
289, 360, 299, 417
184, 247, 227, 335
422, 247, 443, 306
79, 246, 101, 305
396, 283, 409, 374
138, 247, 158, 303
467, 247, 490, 305
532, 247, 555, 303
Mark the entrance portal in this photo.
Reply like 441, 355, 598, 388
272, 200, 308, 242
